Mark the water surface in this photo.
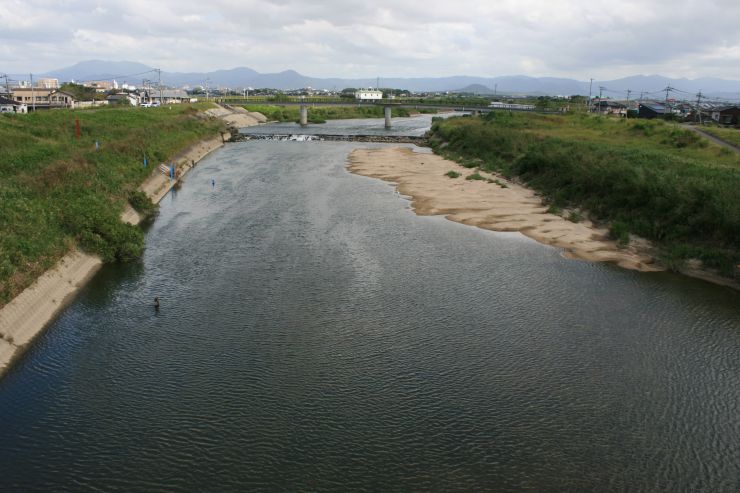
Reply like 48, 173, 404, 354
0, 118, 738, 492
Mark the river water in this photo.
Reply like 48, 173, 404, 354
1, 117, 738, 492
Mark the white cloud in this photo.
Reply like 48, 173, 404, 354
1, 0, 739, 79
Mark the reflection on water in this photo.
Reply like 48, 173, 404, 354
0, 117, 738, 491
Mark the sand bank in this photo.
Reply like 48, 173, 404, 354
348, 147, 663, 272
0, 105, 264, 378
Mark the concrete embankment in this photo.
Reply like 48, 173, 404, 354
0, 107, 262, 379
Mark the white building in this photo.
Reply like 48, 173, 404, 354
355, 88, 383, 101
36, 78, 59, 89
0, 95, 27, 113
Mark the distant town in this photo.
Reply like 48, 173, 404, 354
1, 74, 738, 126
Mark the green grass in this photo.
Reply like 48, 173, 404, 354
429, 112, 740, 276
0, 104, 225, 306
465, 172, 485, 181
700, 126, 740, 148
445, 170, 461, 178
242, 105, 411, 123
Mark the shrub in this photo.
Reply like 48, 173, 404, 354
609, 221, 631, 247
465, 172, 485, 181
445, 171, 461, 178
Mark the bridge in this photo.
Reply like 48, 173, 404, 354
220, 100, 514, 129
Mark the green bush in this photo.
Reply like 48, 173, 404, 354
445, 171, 461, 178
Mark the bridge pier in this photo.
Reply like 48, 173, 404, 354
299, 105, 308, 127
384, 105, 392, 129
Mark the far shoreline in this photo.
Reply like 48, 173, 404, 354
347, 146, 739, 291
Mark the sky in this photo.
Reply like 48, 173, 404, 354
1, 0, 740, 80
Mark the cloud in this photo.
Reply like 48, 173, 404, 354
1, 0, 739, 80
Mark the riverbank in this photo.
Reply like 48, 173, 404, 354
349, 146, 740, 290
348, 147, 663, 272
0, 105, 260, 379
427, 113, 739, 283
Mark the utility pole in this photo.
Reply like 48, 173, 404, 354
663, 85, 673, 117
598, 86, 605, 114
1, 73, 9, 95
625, 89, 632, 118
494, 83, 498, 97
156, 68, 162, 105
205, 78, 210, 101
696, 91, 703, 125
30, 73, 35, 111
588, 78, 594, 113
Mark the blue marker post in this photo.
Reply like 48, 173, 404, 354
143, 156, 148, 168
170, 163, 175, 180
211, 178, 215, 188
95, 140, 100, 150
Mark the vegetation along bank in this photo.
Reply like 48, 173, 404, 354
428, 112, 739, 281
0, 104, 226, 308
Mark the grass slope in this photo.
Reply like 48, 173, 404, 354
0, 105, 224, 306
428, 112, 740, 277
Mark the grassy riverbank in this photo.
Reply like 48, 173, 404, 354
242, 104, 412, 123
699, 126, 740, 147
0, 105, 225, 306
428, 113, 740, 277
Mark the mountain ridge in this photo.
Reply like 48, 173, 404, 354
11, 60, 740, 98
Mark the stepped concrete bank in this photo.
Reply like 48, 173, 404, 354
0, 127, 235, 379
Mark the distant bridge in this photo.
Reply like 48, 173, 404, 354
219, 100, 553, 129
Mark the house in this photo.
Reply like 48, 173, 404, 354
710, 105, 740, 125
0, 95, 28, 113
354, 88, 383, 101
10, 88, 76, 109
84, 80, 114, 93
592, 99, 627, 116
638, 102, 667, 119
106, 92, 139, 106
148, 89, 190, 104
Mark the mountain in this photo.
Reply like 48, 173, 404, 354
42, 60, 155, 83
27, 60, 740, 98
454, 84, 495, 94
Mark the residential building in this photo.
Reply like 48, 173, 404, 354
354, 88, 383, 101
638, 102, 667, 119
148, 89, 190, 104
710, 105, 740, 125
35, 78, 59, 89
0, 95, 28, 113
11, 88, 76, 109
592, 99, 627, 116
84, 80, 114, 93
106, 92, 140, 106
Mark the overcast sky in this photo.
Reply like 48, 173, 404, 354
2, 0, 740, 80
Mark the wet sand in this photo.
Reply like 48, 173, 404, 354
348, 147, 662, 272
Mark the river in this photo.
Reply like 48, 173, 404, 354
0, 116, 738, 492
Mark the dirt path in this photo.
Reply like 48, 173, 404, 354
683, 125, 740, 154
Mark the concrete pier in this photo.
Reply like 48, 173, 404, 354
299, 105, 308, 127
384, 106, 392, 129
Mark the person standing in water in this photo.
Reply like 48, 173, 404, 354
154, 297, 160, 310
